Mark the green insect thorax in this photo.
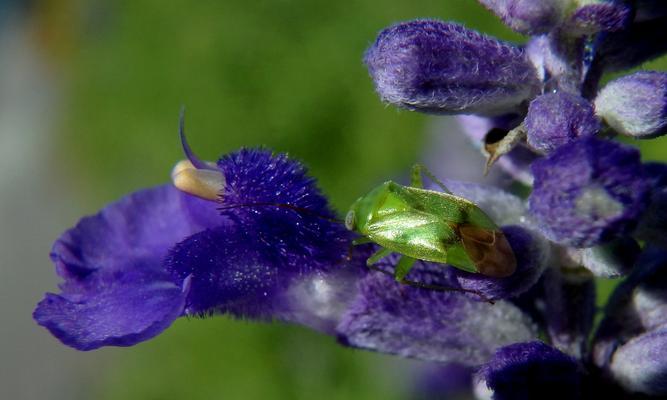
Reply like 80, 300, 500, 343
346, 181, 500, 273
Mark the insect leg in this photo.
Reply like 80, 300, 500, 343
366, 247, 392, 266
352, 237, 374, 246
366, 263, 495, 304
411, 163, 452, 194
394, 256, 416, 282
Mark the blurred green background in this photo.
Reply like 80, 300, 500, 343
3, 0, 666, 399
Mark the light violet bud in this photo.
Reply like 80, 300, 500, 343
529, 137, 649, 247
610, 326, 667, 396
526, 92, 600, 153
595, 71, 667, 138
477, 0, 567, 34
364, 20, 541, 116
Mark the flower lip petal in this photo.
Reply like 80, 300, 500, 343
528, 137, 649, 247
34, 268, 188, 351
34, 185, 216, 350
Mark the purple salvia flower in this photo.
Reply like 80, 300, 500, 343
35, 146, 352, 349
594, 71, 667, 139
526, 92, 600, 153
35, 0, 667, 396
610, 327, 667, 396
529, 137, 649, 247
336, 271, 538, 365
473, 341, 583, 400
33, 186, 209, 350
476, 0, 565, 35
364, 19, 540, 116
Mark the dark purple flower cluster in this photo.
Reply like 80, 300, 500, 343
34, 0, 667, 398
360, 1, 667, 398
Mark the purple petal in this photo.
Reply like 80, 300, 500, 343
364, 20, 540, 116
528, 137, 649, 247
542, 269, 596, 358
526, 92, 600, 153
474, 341, 583, 400
594, 71, 667, 139
336, 272, 537, 365
33, 269, 188, 351
610, 326, 667, 396
217, 149, 350, 274
451, 226, 550, 301
166, 221, 351, 319
578, 238, 641, 278
477, 0, 564, 35
595, 16, 667, 72
566, 3, 631, 35
592, 248, 667, 369
34, 185, 210, 350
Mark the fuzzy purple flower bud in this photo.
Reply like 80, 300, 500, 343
474, 341, 583, 400
477, 0, 565, 35
528, 137, 649, 247
336, 271, 537, 365
451, 226, 550, 301
610, 327, 667, 396
526, 92, 600, 153
364, 19, 540, 116
34, 147, 351, 350
594, 71, 667, 139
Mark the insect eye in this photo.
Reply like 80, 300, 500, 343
345, 210, 356, 230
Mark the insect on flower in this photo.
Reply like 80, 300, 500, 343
345, 165, 517, 284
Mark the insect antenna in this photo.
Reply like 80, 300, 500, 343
367, 264, 495, 304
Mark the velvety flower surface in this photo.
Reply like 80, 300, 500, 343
364, 19, 540, 115
35, 148, 351, 349
525, 92, 599, 153
529, 137, 649, 247
34, 185, 211, 350
594, 71, 667, 138
336, 270, 538, 365
474, 341, 583, 400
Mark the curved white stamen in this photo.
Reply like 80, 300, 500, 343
172, 161, 225, 201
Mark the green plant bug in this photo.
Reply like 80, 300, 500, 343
345, 164, 517, 284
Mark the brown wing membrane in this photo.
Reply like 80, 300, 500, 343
459, 225, 517, 278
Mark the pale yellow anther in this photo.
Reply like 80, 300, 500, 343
171, 160, 225, 201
